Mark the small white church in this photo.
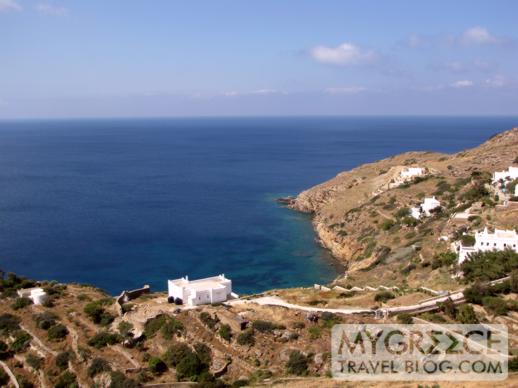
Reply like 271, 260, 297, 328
456, 228, 518, 264
411, 196, 441, 219
493, 166, 518, 184
168, 274, 234, 306
401, 167, 425, 180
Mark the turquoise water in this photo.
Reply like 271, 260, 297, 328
0, 116, 517, 294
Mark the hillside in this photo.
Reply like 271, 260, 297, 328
289, 128, 518, 290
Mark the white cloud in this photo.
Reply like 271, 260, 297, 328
485, 75, 506, 88
445, 61, 465, 73
407, 34, 425, 48
310, 42, 377, 66
36, 3, 68, 16
451, 80, 474, 88
0, 0, 22, 12
324, 86, 367, 94
222, 89, 286, 97
461, 27, 498, 45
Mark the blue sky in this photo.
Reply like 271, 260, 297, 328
1, 0, 517, 118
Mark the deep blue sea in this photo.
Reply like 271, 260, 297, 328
0, 116, 517, 295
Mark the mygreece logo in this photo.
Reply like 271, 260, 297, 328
331, 324, 508, 381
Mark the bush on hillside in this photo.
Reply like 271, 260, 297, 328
252, 320, 285, 333
461, 249, 518, 282
219, 324, 232, 341
55, 351, 71, 370
11, 297, 32, 310
47, 324, 68, 341
87, 331, 122, 349
0, 313, 20, 335
88, 357, 111, 377
456, 304, 479, 324
286, 350, 309, 376
11, 330, 31, 353
237, 329, 255, 346
374, 291, 395, 303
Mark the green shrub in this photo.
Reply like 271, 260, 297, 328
456, 304, 479, 324
144, 314, 181, 338
431, 251, 458, 269
26, 353, 43, 370
162, 343, 192, 367
374, 291, 395, 303
237, 329, 255, 346
11, 297, 32, 310
308, 326, 321, 339
175, 352, 205, 381
88, 357, 111, 377
460, 234, 476, 247
199, 312, 219, 330
109, 371, 139, 388
286, 350, 309, 376
193, 342, 211, 366
438, 298, 457, 319
117, 321, 133, 337
148, 357, 167, 375
11, 330, 31, 353
83, 300, 115, 326
54, 371, 78, 388
402, 217, 418, 227
47, 324, 68, 341
461, 249, 518, 282
394, 208, 410, 219
55, 351, 71, 370
320, 312, 341, 328
511, 270, 518, 293
397, 313, 413, 324
33, 311, 58, 330
482, 296, 508, 316
251, 320, 285, 333
160, 318, 184, 340
0, 313, 20, 334
381, 219, 395, 231
87, 331, 122, 349
219, 324, 232, 341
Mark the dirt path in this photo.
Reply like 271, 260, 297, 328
0, 361, 19, 388
110, 345, 140, 369
229, 296, 372, 315
20, 324, 58, 357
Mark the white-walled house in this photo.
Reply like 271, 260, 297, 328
493, 166, 518, 184
17, 287, 48, 305
401, 167, 425, 180
456, 228, 518, 264
168, 274, 233, 306
411, 196, 441, 219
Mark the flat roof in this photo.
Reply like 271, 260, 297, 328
169, 275, 230, 291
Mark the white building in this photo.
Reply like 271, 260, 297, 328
515, 184, 518, 197
456, 228, 518, 264
17, 287, 48, 305
401, 167, 425, 180
493, 166, 518, 184
411, 196, 441, 219
168, 274, 233, 306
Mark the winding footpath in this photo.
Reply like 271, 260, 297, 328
230, 276, 510, 317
